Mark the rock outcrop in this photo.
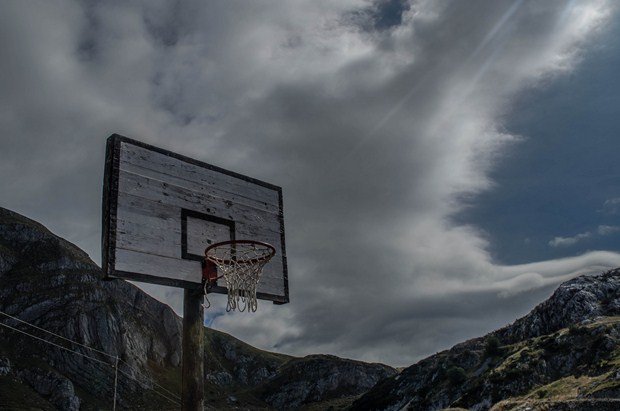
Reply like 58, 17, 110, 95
0, 207, 185, 409
259, 354, 395, 409
350, 268, 620, 411
495, 270, 620, 343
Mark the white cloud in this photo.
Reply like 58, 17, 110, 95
598, 225, 620, 235
549, 231, 592, 247
548, 225, 620, 248
496, 251, 620, 290
601, 198, 620, 214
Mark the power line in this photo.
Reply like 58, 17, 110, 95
1, 310, 113, 358
0, 310, 181, 407
0, 321, 109, 366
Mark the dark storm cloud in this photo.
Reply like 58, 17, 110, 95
1, 0, 620, 366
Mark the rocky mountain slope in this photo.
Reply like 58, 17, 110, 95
0, 207, 395, 410
350, 268, 620, 411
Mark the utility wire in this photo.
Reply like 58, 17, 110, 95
0, 310, 181, 405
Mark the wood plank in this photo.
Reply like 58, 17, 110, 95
116, 171, 281, 225
115, 249, 200, 283
114, 193, 283, 256
119, 140, 280, 193
119, 143, 281, 210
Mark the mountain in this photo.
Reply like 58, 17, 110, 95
0, 207, 395, 410
350, 268, 620, 411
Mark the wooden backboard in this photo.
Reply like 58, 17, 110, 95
102, 134, 289, 304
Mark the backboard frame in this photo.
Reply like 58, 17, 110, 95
102, 134, 289, 304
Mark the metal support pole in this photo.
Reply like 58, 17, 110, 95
182, 287, 204, 411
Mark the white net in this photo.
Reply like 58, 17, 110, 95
205, 241, 275, 312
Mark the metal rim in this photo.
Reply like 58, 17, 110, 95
204, 240, 276, 265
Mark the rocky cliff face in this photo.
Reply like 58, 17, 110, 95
350, 268, 620, 411
258, 354, 395, 409
495, 270, 620, 343
0, 207, 396, 410
0, 207, 184, 409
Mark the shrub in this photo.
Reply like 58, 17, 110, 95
484, 336, 502, 357
446, 366, 467, 386
568, 323, 587, 336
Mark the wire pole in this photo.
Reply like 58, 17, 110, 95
113, 356, 119, 410
181, 286, 204, 411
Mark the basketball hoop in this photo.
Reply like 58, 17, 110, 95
204, 240, 276, 312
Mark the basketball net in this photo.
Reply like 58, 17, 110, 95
205, 241, 275, 312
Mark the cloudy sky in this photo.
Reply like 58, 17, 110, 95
2, 0, 620, 367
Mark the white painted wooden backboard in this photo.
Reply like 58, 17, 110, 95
102, 134, 289, 304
